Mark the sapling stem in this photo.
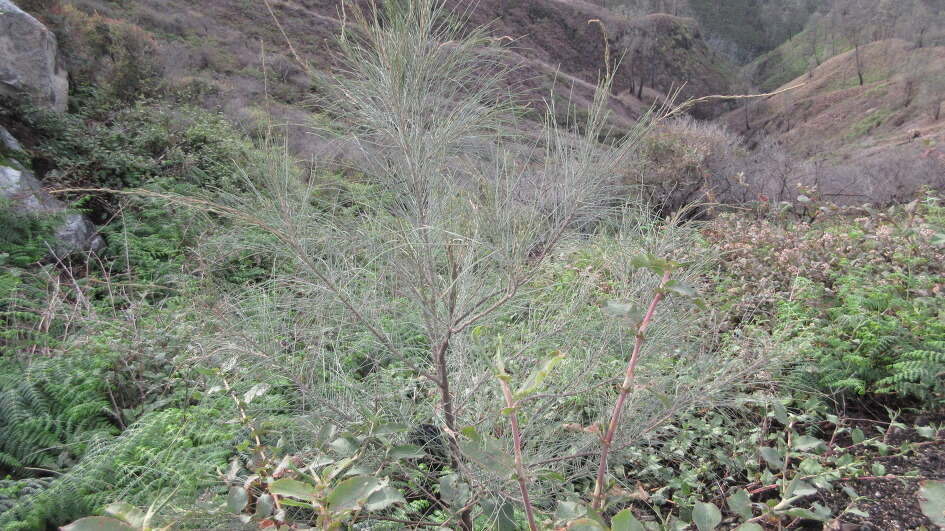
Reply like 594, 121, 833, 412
498, 376, 539, 531
592, 269, 672, 510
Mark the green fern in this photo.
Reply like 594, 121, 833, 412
779, 269, 945, 404
0, 404, 237, 529
0, 357, 118, 476
876, 348, 945, 402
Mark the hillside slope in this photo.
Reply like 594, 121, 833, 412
723, 38, 945, 203
23, 0, 733, 164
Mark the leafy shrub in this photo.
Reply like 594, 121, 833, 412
19, 95, 254, 193
633, 117, 744, 215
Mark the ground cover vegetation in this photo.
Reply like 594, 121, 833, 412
1, 0, 943, 529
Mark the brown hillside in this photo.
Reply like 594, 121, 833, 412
25, 0, 733, 163
722, 39, 945, 203
451, 1, 733, 118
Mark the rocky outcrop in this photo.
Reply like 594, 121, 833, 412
0, 0, 69, 111
1, 127, 103, 257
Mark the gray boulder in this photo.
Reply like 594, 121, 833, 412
0, 160, 104, 257
0, 125, 22, 152
0, 0, 68, 111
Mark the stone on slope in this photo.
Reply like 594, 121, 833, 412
0, 159, 104, 257
0, 125, 22, 152
0, 0, 69, 111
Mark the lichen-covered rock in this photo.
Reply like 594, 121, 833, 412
0, 162, 104, 257
0, 0, 69, 111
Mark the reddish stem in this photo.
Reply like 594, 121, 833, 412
592, 270, 672, 510
499, 378, 539, 531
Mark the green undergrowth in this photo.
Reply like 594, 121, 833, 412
780, 270, 945, 403
845, 107, 894, 139
8, 87, 257, 193
708, 193, 945, 405
747, 21, 852, 92
0, 82, 292, 527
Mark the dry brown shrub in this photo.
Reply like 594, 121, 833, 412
49, 5, 164, 101
632, 116, 744, 215
703, 195, 945, 322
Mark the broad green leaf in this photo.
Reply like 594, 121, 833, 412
918, 480, 945, 527
104, 502, 147, 528
460, 426, 480, 440
851, 428, 865, 444
916, 425, 936, 439
364, 486, 406, 511
629, 254, 674, 275
459, 435, 514, 476
329, 435, 360, 456
480, 499, 517, 531
327, 475, 381, 512
315, 423, 338, 446
759, 447, 782, 470
269, 478, 317, 500
566, 518, 607, 530
771, 402, 789, 425
555, 500, 587, 522
611, 508, 646, 531
515, 351, 566, 399
692, 501, 722, 531
227, 486, 249, 513
343, 465, 373, 477
602, 300, 642, 321
277, 498, 315, 509
61, 517, 136, 531
309, 455, 335, 468
791, 435, 825, 452
254, 494, 274, 518
787, 479, 817, 497
734, 523, 763, 531
663, 279, 697, 298
390, 444, 425, 460
439, 473, 470, 508
727, 489, 753, 521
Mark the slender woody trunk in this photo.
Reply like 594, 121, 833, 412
434, 336, 474, 531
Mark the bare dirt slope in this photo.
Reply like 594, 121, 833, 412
722, 39, 945, 203
26, 0, 733, 163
